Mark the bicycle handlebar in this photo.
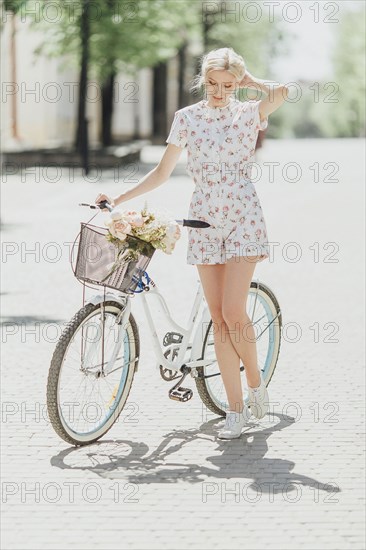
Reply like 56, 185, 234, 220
79, 202, 211, 228
79, 200, 114, 212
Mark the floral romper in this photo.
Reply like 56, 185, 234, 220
166, 96, 270, 265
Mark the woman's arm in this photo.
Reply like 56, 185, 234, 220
95, 143, 184, 209
239, 70, 289, 120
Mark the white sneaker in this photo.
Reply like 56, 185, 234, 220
217, 405, 251, 439
247, 371, 269, 419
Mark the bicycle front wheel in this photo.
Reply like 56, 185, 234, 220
46, 301, 139, 446
195, 281, 282, 417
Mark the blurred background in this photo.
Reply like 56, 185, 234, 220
1, 0, 365, 165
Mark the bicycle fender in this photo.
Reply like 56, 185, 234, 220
86, 292, 128, 308
85, 292, 132, 331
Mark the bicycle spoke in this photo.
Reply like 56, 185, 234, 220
54, 306, 133, 436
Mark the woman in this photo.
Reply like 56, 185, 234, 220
96, 47, 288, 439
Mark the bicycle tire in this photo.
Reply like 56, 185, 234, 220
46, 301, 140, 446
195, 281, 282, 417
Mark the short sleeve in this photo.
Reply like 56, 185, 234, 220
166, 110, 188, 148
250, 100, 268, 131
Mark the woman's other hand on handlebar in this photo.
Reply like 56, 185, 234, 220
95, 193, 115, 211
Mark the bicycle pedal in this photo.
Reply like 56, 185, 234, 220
163, 331, 183, 346
168, 386, 193, 402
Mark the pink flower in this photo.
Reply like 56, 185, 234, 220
111, 219, 131, 240
105, 212, 132, 240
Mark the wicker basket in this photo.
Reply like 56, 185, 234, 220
73, 222, 155, 294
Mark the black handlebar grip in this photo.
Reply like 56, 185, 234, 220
97, 200, 113, 212
183, 219, 211, 228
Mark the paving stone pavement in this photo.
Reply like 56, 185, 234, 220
1, 139, 365, 549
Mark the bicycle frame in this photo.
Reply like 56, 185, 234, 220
86, 277, 215, 377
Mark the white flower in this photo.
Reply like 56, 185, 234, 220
160, 222, 181, 254
125, 211, 145, 227
111, 220, 131, 240
110, 209, 125, 220
104, 209, 133, 241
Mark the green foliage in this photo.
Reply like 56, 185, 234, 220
105, 232, 154, 264
207, 2, 288, 80
3, 0, 27, 13
1, 0, 27, 29
329, 6, 366, 137
287, 5, 366, 138
24, 0, 198, 83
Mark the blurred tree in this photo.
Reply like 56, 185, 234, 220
77, 0, 90, 173
2, 1, 27, 16
28, 0, 198, 146
205, 2, 286, 79
191, 0, 288, 148
3, 1, 27, 141
329, 6, 365, 137
292, 5, 366, 138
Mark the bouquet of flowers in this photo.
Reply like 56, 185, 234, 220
101, 202, 181, 280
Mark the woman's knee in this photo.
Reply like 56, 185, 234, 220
208, 304, 226, 326
222, 305, 251, 327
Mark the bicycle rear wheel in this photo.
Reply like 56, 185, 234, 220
46, 301, 139, 446
195, 281, 282, 417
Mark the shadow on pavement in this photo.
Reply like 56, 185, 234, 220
1, 315, 65, 326
50, 412, 341, 497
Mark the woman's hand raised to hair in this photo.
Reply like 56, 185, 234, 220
238, 70, 254, 88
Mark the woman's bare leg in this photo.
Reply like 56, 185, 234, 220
222, 256, 262, 397
196, 263, 243, 413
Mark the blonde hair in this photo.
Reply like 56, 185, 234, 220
189, 47, 246, 97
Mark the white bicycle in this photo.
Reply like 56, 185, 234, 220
46, 201, 282, 446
